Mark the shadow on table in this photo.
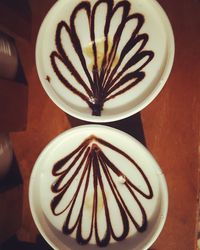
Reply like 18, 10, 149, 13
0, 235, 53, 250
67, 112, 146, 146
0, 154, 22, 193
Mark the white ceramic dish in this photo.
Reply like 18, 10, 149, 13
36, 0, 174, 123
29, 125, 168, 250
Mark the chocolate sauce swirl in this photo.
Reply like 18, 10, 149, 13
50, 0, 154, 116
51, 136, 153, 247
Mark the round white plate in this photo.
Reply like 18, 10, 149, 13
36, 0, 174, 122
29, 125, 168, 250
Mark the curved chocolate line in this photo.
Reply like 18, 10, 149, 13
51, 136, 153, 247
101, 12, 143, 90
103, 32, 150, 94
50, 51, 91, 105
50, 0, 154, 116
55, 21, 93, 96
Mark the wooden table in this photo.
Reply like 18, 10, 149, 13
6, 0, 200, 249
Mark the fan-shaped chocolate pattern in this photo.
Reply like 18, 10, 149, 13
50, 0, 154, 116
51, 136, 153, 247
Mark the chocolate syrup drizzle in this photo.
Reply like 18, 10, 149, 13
50, 0, 154, 116
51, 136, 153, 247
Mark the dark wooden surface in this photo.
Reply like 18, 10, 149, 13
0, 79, 28, 132
0, 0, 31, 41
5, 0, 200, 249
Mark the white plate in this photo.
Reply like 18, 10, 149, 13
36, 0, 174, 123
29, 125, 168, 250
